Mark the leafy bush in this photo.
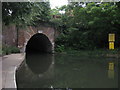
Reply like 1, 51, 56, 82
54, 2, 120, 51
55, 29, 95, 51
2, 45, 20, 55
55, 45, 65, 52
10, 46, 20, 53
55, 33, 68, 46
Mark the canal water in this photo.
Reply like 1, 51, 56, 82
16, 53, 118, 88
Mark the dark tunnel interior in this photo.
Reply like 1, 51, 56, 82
25, 33, 52, 54
25, 33, 53, 74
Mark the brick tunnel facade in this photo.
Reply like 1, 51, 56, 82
23, 25, 56, 53
2, 24, 59, 53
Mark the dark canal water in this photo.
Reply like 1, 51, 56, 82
16, 53, 118, 88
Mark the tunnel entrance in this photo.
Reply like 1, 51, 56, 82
25, 33, 53, 74
25, 33, 52, 54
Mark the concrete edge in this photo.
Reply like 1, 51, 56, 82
14, 53, 25, 89
14, 66, 17, 89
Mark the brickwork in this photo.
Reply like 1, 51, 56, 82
2, 24, 17, 46
18, 29, 25, 49
2, 24, 58, 52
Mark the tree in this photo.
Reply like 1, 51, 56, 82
2, 2, 50, 26
55, 2, 120, 49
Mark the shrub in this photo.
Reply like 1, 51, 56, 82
10, 46, 20, 53
55, 45, 65, 52
2, 45, 20, 55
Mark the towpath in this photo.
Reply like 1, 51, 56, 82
1, 53, 24, 89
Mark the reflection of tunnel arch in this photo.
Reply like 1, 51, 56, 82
25, 33, 52, 54
26, 53, 53, 74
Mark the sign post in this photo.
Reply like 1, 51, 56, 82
108, 33, 115, 79
108, 33, 115, 49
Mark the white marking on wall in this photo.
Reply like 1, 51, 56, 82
38, 30, 43, 33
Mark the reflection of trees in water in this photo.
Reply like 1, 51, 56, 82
16, 53, 54, 88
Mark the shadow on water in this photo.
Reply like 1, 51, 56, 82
26, 53, 53, 74
16, 53, 54, 88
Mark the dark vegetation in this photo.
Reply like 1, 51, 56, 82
2, 2, 50, 26
2, 45, 20, 55
2, 2, 120, 54
53, 2, 120, 52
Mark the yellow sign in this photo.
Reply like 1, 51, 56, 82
109, 42, 114, 49
109, 33, 115, 42
108, 62, 114, 70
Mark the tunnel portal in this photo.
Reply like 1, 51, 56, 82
25, 33, 52, 54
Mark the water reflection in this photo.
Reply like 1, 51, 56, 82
26, 53, 53, 74
108, 62, 114, 71
108, 70, 114, 79
16, 53, 54, 88
108, 62, 115, 79
16, 53, 118, 88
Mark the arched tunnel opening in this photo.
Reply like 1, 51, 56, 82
25, 33, 52, 54
25, 33, 53, 74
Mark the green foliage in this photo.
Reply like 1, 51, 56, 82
2, 2, 50, 26
55, 45, 65, 52
54, 2, 120, 51
56, 30, 94, 50
2, 45, 20, 55
50, 8, 60, 15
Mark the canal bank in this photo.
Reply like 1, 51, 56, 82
2, 53, 24, 89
